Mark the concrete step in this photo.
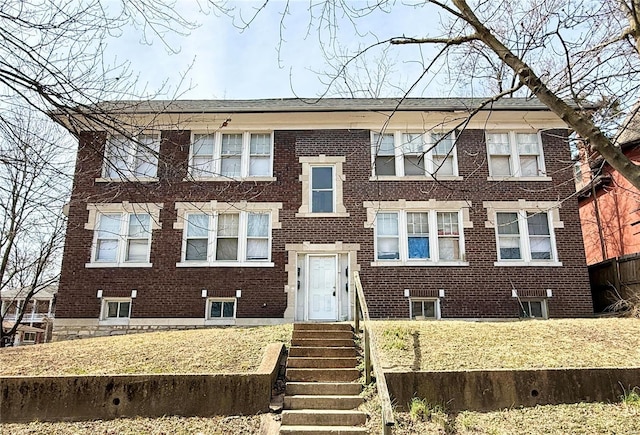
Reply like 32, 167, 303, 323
292, 330, 355, 340
294, 323, 353, 332
287, 357, 359, 368
279, 425, 368, 434
289, 347, 357, 358
286, 382, 362, 396
284, 395, 364, 410
281, 409, 367, 426
287, 368, 360, 382
291, 338, 355, 347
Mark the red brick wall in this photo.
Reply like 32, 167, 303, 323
56, 127, 593, 320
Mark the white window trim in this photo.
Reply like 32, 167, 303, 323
98, 133, 161, 182
486, 130, 551, 181
364, 200, 472, 267
204, 297, 237, 325
409, 297, 441, 320
99, 297, 132, 324
174, 201, 282, 267
85, 202, 163, 268
297, 156, 349, 217
187, 131, 275, 181
370, 131, 462, 181
484, 200, 563, 267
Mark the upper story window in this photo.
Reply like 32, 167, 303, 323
103, 134, 160, 180
92, 212, 152, 265
85, 202, 163, 268
484, 200, 562, 267
365, 200, 473, 266
190, 132, 273, 179
311, 166, 334, 213
371, 131, 459, 179
486, 132, 548, 179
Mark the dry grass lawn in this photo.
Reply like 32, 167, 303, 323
0, 324, 292, 376
372, 318, 640, 371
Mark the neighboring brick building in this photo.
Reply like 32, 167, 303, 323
577, 116, 640, 265
1, 285, 57, 345
53, 98, 593, 340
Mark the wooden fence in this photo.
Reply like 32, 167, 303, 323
589, 253, 640, 312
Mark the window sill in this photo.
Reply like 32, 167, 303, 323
184, 176, 276, 182
204, 318, 236, 326
487, 176, 552, 182
295, 212, 350, 218
86, 262, 153, 268
371, 260, 469, 267
98, 318, 130, 325
494, 261, 563, 267
369, 175, 463, 182
95, 177, 159, 183
176, 261, 274, 268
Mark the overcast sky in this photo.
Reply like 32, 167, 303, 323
106, 1, 450, 100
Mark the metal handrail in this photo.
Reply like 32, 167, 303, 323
354, 271, 395, 434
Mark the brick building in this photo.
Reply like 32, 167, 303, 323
53, 98, 593, 340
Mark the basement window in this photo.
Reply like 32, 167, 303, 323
101, 298, 131, 320
518, 299, 548, 319
410, 298, 440, 320
207, 298, 236, 319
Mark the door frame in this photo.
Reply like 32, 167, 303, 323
304, 254, 339, 321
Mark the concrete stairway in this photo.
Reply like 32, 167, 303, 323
280, 323, 367, 435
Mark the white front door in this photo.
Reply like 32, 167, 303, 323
307, 255, 338, 320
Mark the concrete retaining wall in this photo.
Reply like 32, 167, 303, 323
0, 343, 284, 423
386, 367, 640, 412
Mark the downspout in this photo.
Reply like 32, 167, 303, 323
591, 178, 607, 262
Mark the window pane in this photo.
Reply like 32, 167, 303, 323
126, 239, 148, 262
520, 155, 539, 176
311, 167, 333, 189
247, 239, 269, 260
312, 191, 333, 213
193, 134, 215, 156
217, 214, 239, 236
98, 214, 121, 237
107, 302, 118, 318
373, 133, 395, 155
192, 156, 213, 177
499, 239, 521, 260
186, 239, 208, 261
530, 237, 552, 259
438, 237, 460, 260
221, 134, 243, 154
187, 214, 209, 237
527, 213, 550, 235
248, 213, 269, 237
433, 156, 454, 176
408, 237, 429, 259
411, 301, 423, 318
105, 136, 130, 178
497, 213, 519, 235
210, 301, 222, 318
134, 135, 159, 177
96, 239, 118, 261
375, 156, 396, 175
404, 156, 425, 175
432, 133, 454, 156
118, 302, 130, 318
437, 212, 459, 235
423, 301, 436, 318
490, 156, 511, 176
407, 212, 429, 235
222, 301, 234, 317
530, 301, 543, 317
249, 157, 270, 176
128, 214, 150, 237
516, 133, 539, 155
216, 238, 238, 260
377, 213, 399, 236
402, 133, 423, 154
377, 237, 400, 259
487, 133, 511, 154
221, 156, 241, 177
250, 134, 271, 155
